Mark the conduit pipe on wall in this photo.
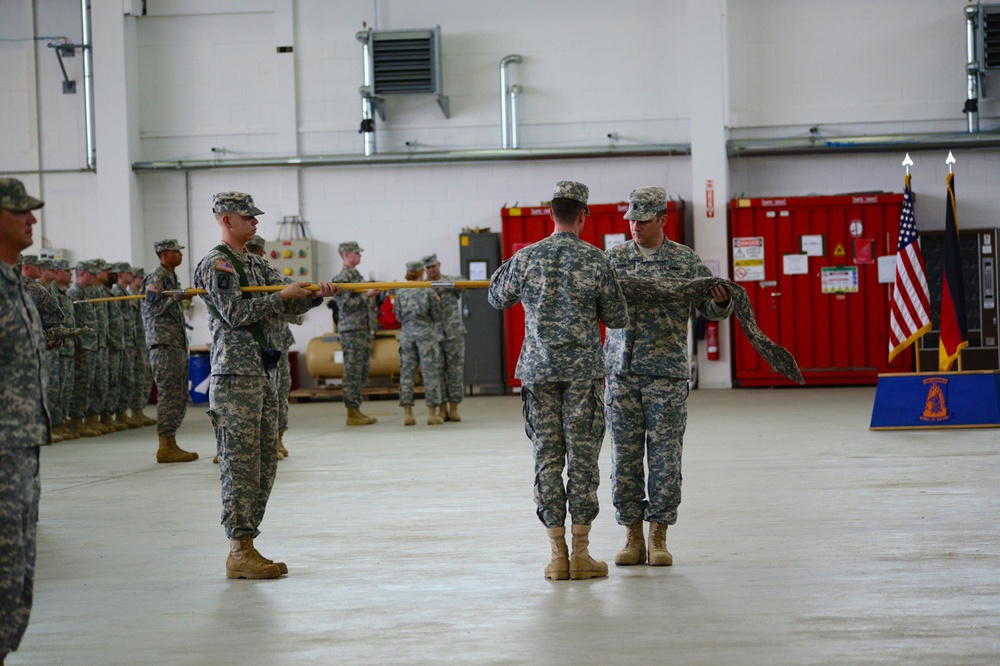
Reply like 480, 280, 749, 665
499, 55, 522, 149
965, 5, 981, 134
509, 85, 523, 149
727, 130, 1000, 157
357, 30, 376, 156
81, 0, 96, 168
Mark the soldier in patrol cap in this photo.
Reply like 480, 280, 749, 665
65, 261, 101, 436
50, 258, 80, 439
109, 262, 141, 428
605, 186, 733, 568
0, 177, 47, 663
489, 180, 628, 581
422, 252, 467, 423
195, 191, 338, 580
330, 240, 379, 425
142, 239, 199, 462
127, 267, 156, 426
396, 259, 444, 426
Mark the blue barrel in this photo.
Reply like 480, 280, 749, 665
188, 351, 211, 404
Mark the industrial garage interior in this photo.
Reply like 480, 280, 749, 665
3, 0, 1000, 664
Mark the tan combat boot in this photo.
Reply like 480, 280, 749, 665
648, 522, 673, 566
278, 434, 289, 458
50, 428, 65, 443
438, 404, 449, 421
87, 414, 111, 434
615, 522, 647, 566
118, 411, 142, 429
345, 406, 377, 426
133, 408, 157, 426
69, 418, 101, 438
102, 413, 127, 432
447, 402, 462, 422
427, 406, 444, 425
226, 537, 281, 579
213, 454, 219, 464
544, 526, 570, 580
156, 435, 199, 463
402, 405, 416, 426
251, 541, 288, 575
57, 423, 79, 440
569, 524, 608, 580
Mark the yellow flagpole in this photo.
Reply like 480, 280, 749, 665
162, 280, 492, 296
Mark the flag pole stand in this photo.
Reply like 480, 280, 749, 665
870, 370, 1000, 429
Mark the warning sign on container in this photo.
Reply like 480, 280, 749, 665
732, 237, 765, 282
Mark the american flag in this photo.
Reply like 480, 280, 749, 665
887, 175, 931, 362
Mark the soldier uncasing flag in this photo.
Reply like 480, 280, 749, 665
887, 173, 931, 363
939, 172, 968, 371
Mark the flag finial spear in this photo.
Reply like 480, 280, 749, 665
902, 153, 913, 176
946, 151, 956, 174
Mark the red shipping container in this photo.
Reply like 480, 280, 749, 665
500, 200, 685, 390
729, 194, 913, 386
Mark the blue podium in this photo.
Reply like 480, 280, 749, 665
870, 370, 1000, 430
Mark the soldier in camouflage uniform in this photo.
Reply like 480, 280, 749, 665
52, 260, 80, 439
19, 256, 66, 441
488, 180, 628, 581
330, 241, 379, 426
0, 178, 48, 663
194, 191, 337, 580
423, 253, 466, 422
66, 262, 101, 437
128, 268, 156, 425
101, 262, 128, 432
395, 260, 444, 426
605, 187, 733, 568
142, 239, 198, 463
86, 259, 116, 434
110, 262, 141, 429
245, 235, 294, 458
38, 259, 75, 440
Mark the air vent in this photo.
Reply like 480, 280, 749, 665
981, 5, 1000, 70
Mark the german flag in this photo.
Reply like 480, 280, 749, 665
938, 172, 968, 371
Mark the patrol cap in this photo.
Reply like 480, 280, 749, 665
245, 235, 266, 251
90, 258, 108, 272
406, 260, 424, 273
154, 239, 184, 254
133, 267, 145, 278
552, 180, 590, 216
421, 253, 439, 268
75, 260, 94, 273
623, 186, 667, 222
339, 241, 363, 254
212, 191, 264, 217
0, 178, 44, 212
55, 259, 71, 271
20, 254, 40, 266
110, 261, 132, 273
38, 259, 56, 271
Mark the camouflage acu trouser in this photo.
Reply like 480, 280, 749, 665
149, 346, 189, 437
605, 374, 688, 526
208, 374, 280, 540
339, 330, 372, 409
277, 353, 290, 434
59, 355, 75, 423
69, 349, 96, 420
398, 336, 443, 407
438, 336, 465, 404
44, 348, 63, 425
117, 348, 135, 414
90, 347, 109, 416
521, 379, 606, 528
0, 448, 39, 658
132, 348, 153, 410
104, 348, 123, 416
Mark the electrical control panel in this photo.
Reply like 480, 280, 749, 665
264, 239, 318, 283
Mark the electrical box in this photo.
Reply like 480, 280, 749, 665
460, 231, 505, 394
917, 228, 1000, 370
729, 193, 912, 387
39, 248, 70, 261
500, 200, 685, 390
264, 239, 317, 282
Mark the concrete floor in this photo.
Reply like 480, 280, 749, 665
15, 387, 1000, 665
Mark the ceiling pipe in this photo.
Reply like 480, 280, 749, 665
965, 4, 981, 134
727, 130, 1000, 157
133, 144, 691, 172
81, 0, 96, 169
499, 55, 522, 149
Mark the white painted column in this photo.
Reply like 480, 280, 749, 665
91, 0, 143, 263
688, 0, 732, 389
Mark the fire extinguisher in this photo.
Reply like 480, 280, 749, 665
706, 321, 720, 360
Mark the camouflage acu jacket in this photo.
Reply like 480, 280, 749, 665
488, 231, 628, 382
141, 264, 187, 349
605, 239, 733, 379
331, 266, 375, 334
1, 261, 50, 448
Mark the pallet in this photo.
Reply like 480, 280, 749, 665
289, 384, 424, 403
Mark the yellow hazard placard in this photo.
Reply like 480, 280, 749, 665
833, 243, 846, 257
